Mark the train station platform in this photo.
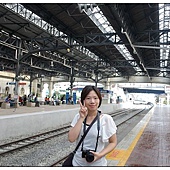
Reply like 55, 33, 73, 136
0, 103, 124, 143
2, 102, 168, 167
107, 105, 170, 166
0, 103, 80, 116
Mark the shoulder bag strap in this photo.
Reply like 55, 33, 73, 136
73, 111, 99, 153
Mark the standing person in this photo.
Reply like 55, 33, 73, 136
23, 95, 27, 106
68, 85, 117, 166
34, 93, 40, 107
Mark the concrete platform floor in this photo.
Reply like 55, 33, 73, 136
0, 104, 79, 116
107, 105, 170, 167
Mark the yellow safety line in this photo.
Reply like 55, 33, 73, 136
117, 112, 153, 166
106, 111, 153, 166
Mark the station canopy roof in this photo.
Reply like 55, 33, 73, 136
0, 3, 170, 84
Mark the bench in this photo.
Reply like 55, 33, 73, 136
1, 102, 10, 109
0, 101, 3, 107
27, 102, 35, 107
10, 102, 20, 108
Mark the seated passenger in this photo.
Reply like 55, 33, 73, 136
54, 97, 60, 105
45, 96, 50, 105
19, 96, 23, 106
34, 94, 40, 107
5, 94, 11, 103
28, 93, 34, 102
5, 94, 13, 107
60, 95, 65, 104
68, 96, 73, 105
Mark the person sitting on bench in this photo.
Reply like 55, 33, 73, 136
5, 94, 13, 107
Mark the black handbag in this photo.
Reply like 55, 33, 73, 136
62, 152, 75, 167
62, 112, 99, 167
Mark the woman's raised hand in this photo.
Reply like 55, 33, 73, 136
79, 100, 88, 119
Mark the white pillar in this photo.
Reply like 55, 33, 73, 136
167, 93, 169, 105
105, 78, 111, 90
49, 77, 53, 97
32, 79, 37, 95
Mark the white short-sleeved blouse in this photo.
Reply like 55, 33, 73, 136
71, 112, 117, 166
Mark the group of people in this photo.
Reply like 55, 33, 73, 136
44, 94, 66, 105
44, 96, 60, 106
5, 93, 65, 107
18, 95, 27, 106
5, 93, 41, 107
27, 93, 38, 103
5, 94, 29, 106
26, 93, 40, 107
5, 94, 27, 107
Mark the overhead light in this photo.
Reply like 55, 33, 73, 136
67, 48, 70, 53
51, 61, 54, 67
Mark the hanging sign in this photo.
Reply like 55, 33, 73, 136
6, 82, 16, 85
19, 82, 26, 85
165, 85, 170, 93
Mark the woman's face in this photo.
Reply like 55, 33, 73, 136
84, 90, 100, 112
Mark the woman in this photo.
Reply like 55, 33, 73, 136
68, 85, 117, 166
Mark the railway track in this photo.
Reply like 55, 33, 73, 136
0, 108, 131, 155
0, 125, 71, 156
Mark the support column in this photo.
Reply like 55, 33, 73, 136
104, 78, 111, 104
105, 78, 111, 90
32, 79, 37, 95
40, 77, 43, 97
167, 93, 169, 105
14, 39, 22, 108
95, 74, 98, 87
49, 77, 53, 97
29, 73, 33, 95
69, 61, 75, 96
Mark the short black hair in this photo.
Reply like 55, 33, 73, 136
81, 85, 102, 108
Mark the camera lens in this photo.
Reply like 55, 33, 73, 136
86, 152, 94, 162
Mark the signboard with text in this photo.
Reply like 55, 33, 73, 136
165, 85, 170, 93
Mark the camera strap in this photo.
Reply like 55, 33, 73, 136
81, 110, 100, 152
73, 111, 100, 154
